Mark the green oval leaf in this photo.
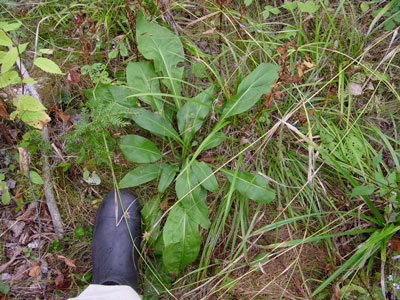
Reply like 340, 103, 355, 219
126, 61, 163, 112
176, 164, 210, 229
136, 11, 184, 99
298, 0, 319, 13
351, 184, 375, 198
158, 164, 178, 193
223, 169, 275, 203
33, 57, 63, 74
1, 47, 18, 74
202, 132, 228, 151
222, 63, 279, 119
120, 135, 162, 163
2, 189, 10, 205
131, 108, 181, 142
15, 95, 46, 111
177, 86, 214, 144
0, 71, 20, 88
162, 205, 201, 273
119, 164, 162, 188
29, 171, 44, 185
0, 31, 12, 46
191, 160, 218, 192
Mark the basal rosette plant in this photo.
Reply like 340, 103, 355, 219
86, 11, 279, 273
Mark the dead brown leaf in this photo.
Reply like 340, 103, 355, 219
29, 261, 42, 278
50, 107, 70, 123
389, 237, 400, 252
54, 273, 65, 289
67, 69, 80, 84
16, 202, 37, 221
56, 255, 77, 270
0, 100, 9, 119
160, 197, 174, 211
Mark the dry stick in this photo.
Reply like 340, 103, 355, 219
14, 57, 64, 237
25, 147, 42, 266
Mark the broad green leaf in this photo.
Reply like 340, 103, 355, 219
2, 189, 10, 205
244, 0, 253, 6
282, 1, 297, 11
162, 204, 201, 273
14, 95, 46, 111
29, 171, 44, 185
14, 96, 51, 129
351, 184, 375, 198
126, 61, 163, 112
0, 71, 20, 88
83, 85, 138, 119
120, 45, 128, 57
85, 84, 137, 109
108, 48, 118, 59
298, 0, 319, 13
141, 195, 162, 244
136, 11, 184, 100
33, 57, 63, 74
18, 111, 50, 129
360, 3, 369, 13
0, 280, 10, 295
263, 5, 281, 19
0, 51, 6, 64
120, 135, 162, 163
191, 160, 218, 192
372, 149, 383, 169
158, 164, 178, 193
177, 86, 214, 144
0, 31, 12, 46
0, 21, 22, 31
202, 132, 228, 150
17, 43, 28, 54
131, 108, 181, 142
22, 77, 37, 84
176, 164, 210, 229
190, 62, 207, 78
222, 63, 279, 119
119, 164, 162, 188
223, 169, 276, 203
1, 47, 18, 74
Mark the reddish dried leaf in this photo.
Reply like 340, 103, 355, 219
56, 255, 76, 269
389, 237, 400, 252
67, 69, 80, 84
160, 197, 174, 211
29, 261, 42, 278
0, 100, 9, 119
50, 107, 70, 123
54, 273, 65, 289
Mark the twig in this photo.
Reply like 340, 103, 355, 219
13, 56, 64, 237
25, 147, 42, 264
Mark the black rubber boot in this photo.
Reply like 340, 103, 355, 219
92, 189, 141, 290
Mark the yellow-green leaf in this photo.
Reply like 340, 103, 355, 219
0, 31, 12, 46
29, 171, 44, 185
33, 57, 63, 74
0, 71, 20, 88
18, 110, 50, 129
1, 47, 18, 74
15, 95, 46, 111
